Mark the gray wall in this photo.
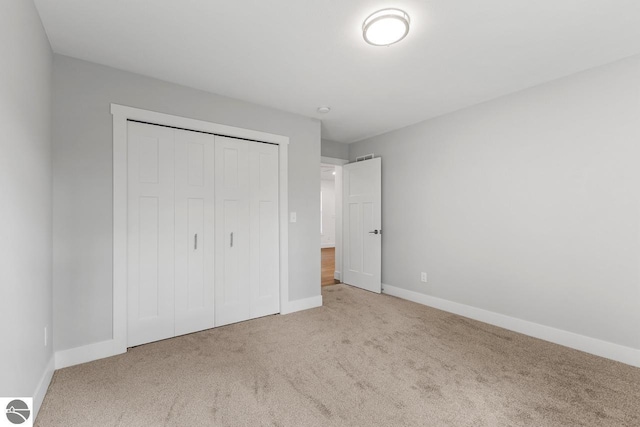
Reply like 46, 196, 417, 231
52, 55, 321, 352
350, 55, 640, 349
0, 0, 53, 397
321, 139, 349, 160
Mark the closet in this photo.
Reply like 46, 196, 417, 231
126, 121, 279, 347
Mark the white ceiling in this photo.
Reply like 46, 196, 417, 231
34, 0, 640, 143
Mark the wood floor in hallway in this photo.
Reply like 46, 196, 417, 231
321, 247, 338, 286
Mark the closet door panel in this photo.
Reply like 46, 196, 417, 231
127, 122, 175, 347
138, 196, 160, 318
187, 198, 205, 309
215, 137, 250, 327
249, 142, 280, 318
222, 200, 241, 306
174, 130, 215, 336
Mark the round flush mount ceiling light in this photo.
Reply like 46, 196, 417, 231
317, 106, 331, 114
363, 8, 410, 46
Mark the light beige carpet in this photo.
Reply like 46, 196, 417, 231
37, 285, 640, 426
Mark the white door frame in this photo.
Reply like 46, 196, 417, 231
111, 104, 290, 354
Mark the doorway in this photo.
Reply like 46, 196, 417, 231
321, 163, 339, 286
318, 155, 382, 293
319, 156, 348, 288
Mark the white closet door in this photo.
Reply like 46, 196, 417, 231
127, 122, 176, 347
174, 130, 215, 336
249, 142, 280, 318
214, 136, 251, 327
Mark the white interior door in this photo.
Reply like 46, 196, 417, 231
343, 157, 382, 293
174, 129, 215, 336
249, 142, 280, 318
214, 136, 251, 326
127, 122, 176, 346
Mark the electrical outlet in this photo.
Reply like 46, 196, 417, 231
44, 326, 47, 347
289, 212, 297, 223
420, 272, 427, 283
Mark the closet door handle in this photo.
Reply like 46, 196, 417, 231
194, 233, 198, 250
230, 232, 234, 248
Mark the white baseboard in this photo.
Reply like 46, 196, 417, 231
382, 284, 640, 367
281, 295, 323, 315
55, 339, 125, 370
33, 354, 55, 419
321, 243, 335, 249
52, 296, 323, 372
334, 270, 341, 281
54, 296, 324, 370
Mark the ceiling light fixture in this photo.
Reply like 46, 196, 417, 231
362, 8, 410, 46
317, 106, 331, 114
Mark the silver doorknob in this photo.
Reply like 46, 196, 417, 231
369, 230, 380, 235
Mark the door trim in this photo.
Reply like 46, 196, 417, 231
320, 156, 348, 167
111, 104, 290, 354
